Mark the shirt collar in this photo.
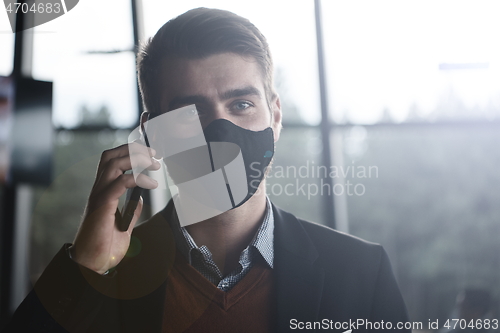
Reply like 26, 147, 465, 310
248, 196, 274, 268
170, 197, 274, 269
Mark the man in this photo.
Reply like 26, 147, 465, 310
6, 8, 410, 332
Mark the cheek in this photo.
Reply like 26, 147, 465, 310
242, 108, 272, 131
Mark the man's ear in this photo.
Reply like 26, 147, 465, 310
271, 95, 282, 142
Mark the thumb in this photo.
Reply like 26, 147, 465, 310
127, 196, 143, 233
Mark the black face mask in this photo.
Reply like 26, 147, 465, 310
203, 119, 274, 208
163, 118, 274, 210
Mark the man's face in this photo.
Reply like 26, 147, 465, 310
157, 53, 281, 141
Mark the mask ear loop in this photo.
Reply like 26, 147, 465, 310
140, 112, 151, 149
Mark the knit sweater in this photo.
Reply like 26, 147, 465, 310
162, 252, 276, 333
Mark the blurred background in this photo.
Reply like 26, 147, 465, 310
1, 0, 499, 331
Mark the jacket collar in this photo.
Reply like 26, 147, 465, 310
272, 202, 319, 264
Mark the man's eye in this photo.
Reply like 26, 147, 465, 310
232, 101, 253, 111
178, 108, 200, 120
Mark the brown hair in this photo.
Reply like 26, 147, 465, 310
137, 7, 276, 115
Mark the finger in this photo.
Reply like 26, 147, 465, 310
129, 151, 161, 173
96, 143, 156, 179
94, 154, 159, 192
128, 140, 156, 159
96, 144, 130, 176
145, 158, 162, 171
127, 196, 143, 234
108, 174, 157, 198
128, 143, 159, 174
90, 174, 157, 208
135, 173, 159, 190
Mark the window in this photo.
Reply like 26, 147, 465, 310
322, 0, 500, 322
32, 0, 137, 128
0, 16, 14, 76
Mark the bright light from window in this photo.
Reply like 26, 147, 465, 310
31, 0, 137, 128
0, 11, 14, 76
323, 0, 500, 124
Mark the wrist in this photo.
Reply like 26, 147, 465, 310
67, 245, 109, 275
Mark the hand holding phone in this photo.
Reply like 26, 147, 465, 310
70, 140, 159, 275
118, 118, 154, 231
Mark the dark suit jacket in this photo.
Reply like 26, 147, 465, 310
5, 202, 410, 332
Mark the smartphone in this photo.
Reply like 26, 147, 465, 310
117, 119, 151, 232
118, 185, 143, 231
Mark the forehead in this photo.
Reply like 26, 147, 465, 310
159, 53, 265, 102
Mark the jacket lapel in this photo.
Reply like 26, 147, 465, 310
272, 204, 325, 332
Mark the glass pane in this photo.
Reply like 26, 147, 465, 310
142, 0, 321, 125
322, 0, 500, 124
338, 125, 500, 323
31, 0, 137, 128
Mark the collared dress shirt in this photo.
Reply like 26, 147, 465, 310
170, 197, 274, 292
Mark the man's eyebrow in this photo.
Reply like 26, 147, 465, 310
219, 86, 262, 100
167, 86, 262, 110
